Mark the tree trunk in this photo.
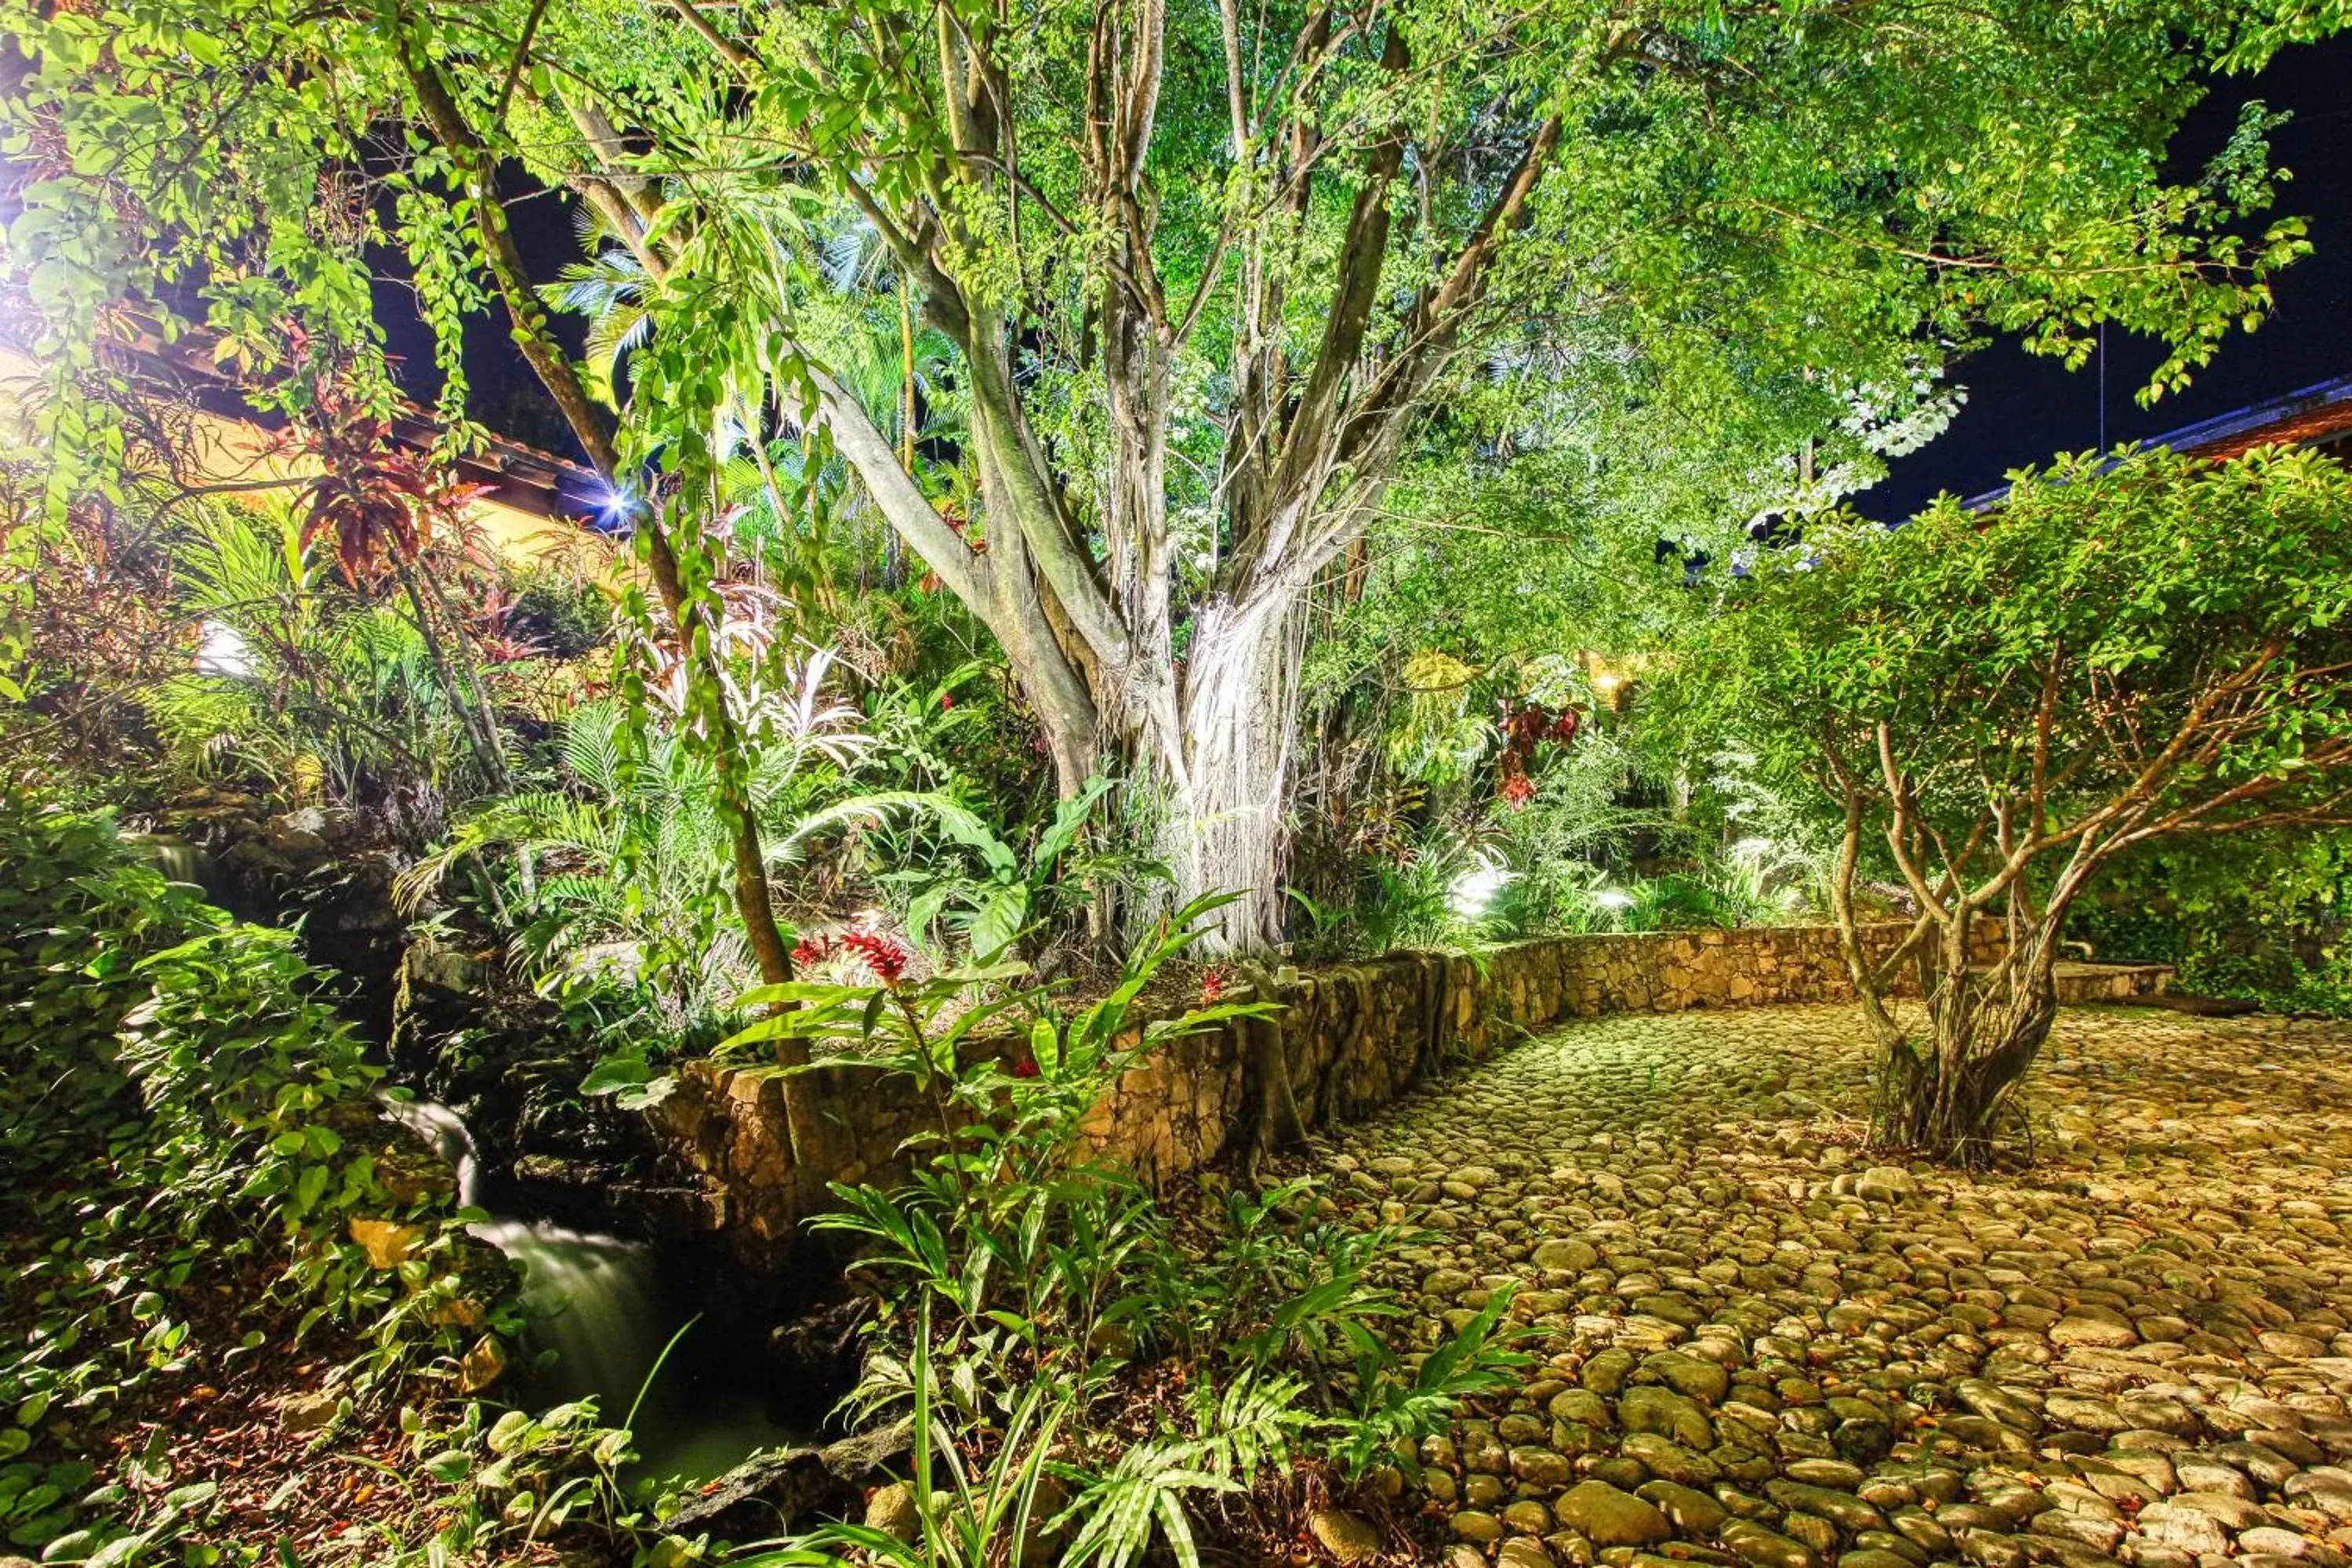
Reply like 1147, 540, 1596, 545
1138, 586, 1305, 953
1870, 915, 2063, 1164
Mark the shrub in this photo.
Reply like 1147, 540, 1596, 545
0, 805, 508, 1558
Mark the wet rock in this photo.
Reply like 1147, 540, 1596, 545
1723, 1521, 1818, 1568
665, 1421, 911, 1540
1499, 1538, 1557, 1568
1766, 1480, 1885, 1535
1537, 1238, 1602, 1272
1454, 1511, 1507, 1544
1513, 1446, 1576, 1487
1504, 1501, 1555, 1536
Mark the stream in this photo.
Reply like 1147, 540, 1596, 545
383, 1098, 803, 1479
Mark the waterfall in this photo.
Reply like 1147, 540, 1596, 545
379, 1095, 797, 1476
122, 832, 213, 891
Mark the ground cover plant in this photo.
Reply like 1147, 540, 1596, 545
0, 805, 523, 1562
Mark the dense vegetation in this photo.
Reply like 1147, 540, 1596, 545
9, 0, 2352, 1562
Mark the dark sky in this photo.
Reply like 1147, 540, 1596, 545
1864, 31, 2352, 521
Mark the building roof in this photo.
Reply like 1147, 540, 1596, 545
1962, 372, 2352, 512
2, 321, 608, 526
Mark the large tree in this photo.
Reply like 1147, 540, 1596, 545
1686, 447, 2352, 1164
2, 0, 2336, 948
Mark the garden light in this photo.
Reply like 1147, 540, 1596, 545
1448, 854, 1515, 918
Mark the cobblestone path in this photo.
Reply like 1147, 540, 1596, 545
1312, 1003, 2352, 1568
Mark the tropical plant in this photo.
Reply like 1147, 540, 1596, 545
399, 669, 869, 1018
1681, 445, 2352, 1163
142, 503, 485, 818
723, 895, 1521, 1563
854, 775, 1170, 964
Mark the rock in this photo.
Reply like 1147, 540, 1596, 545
1550, 1388, 1614, 1428
2174, 1456, 2256, 1499
1504, 1501, 1555, 1535
1783, 1513, 1841, 1558
1723, 1522, 1818, 1568
865, 1483, 920, 1542
1500, 1538, 1558, 1568
2166, 1490, 2270, 1531
1306, 1508, 1384, 1563
1838, 1552, 1918, 1568
1584, 1348, 1637, 1396
1784, 1458, 1866, 1490
2216, 1442, 2302, 1490
1621, 1385, 1715, 1450
2028, 1511, 2124, 1553
1637, 1479, 1729, 1536
1554, 1481, 1672, 1548
2240, 1526, 2328, 1561
1831, 1418, 1894, 1466
1621, 1433, 1716, 1486
1536, 1238, 1602, 1272
1454, 1511, 1507, 1544
2135, 1503, 2234, 1555
2049, 1314, 2140, 1350
1643, 1350, 1731, 1405
2044, 1393, 2130, 1435
665, 1421, 911, 1541
1512, 1446, 1575, 1487
1856, 1167, 1916, 1202
1766, 1480, 1886, 1534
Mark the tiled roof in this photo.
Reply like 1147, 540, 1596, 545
1962, 372, 2352, 512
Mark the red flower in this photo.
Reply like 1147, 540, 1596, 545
940, 691, 956, 710
1200, 965, 1228, 1004
838, 930, 909, 985
1499, 771, 1536, 808
792, 934, 833, 967
1011, 1057, 1040, 1079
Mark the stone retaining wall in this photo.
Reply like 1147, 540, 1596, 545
649, 922, 2061, 1276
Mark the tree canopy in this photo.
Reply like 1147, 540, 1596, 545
2, 0, 2341, 946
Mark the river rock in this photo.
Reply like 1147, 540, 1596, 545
1554, 1481, 1671, 1547
1294, 1003, 2352, 1568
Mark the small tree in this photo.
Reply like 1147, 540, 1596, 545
1694, 446, 2352, 1163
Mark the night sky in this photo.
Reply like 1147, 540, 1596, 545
443, 31, 2352, 513
1865, 31, 2352, 521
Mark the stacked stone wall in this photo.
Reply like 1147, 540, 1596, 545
651, 921, 2028, 1273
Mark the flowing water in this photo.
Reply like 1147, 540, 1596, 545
381, 1098, 799, 1479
